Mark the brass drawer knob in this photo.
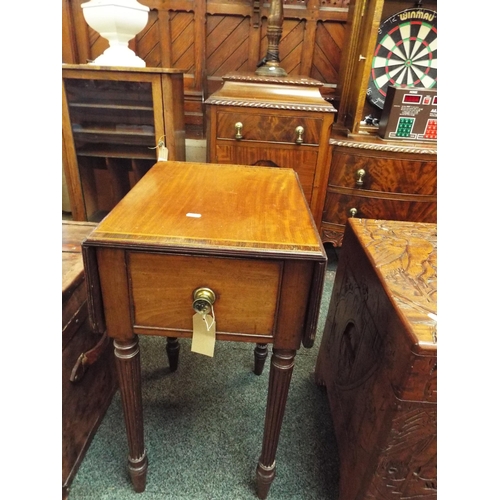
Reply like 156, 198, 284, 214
192, 287, 216, 315
295, 125, 304, 144
355, 169, 366, 187
349, 207, 358, 218
235, 122, 243, 140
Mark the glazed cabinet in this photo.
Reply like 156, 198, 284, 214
62, 65, 186, 222
205, 73, 336, 228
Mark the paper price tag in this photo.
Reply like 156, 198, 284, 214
191, 313, 216, 357
157, 143, 169, 162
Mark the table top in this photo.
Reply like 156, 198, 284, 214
349, 218, 437, 348
85, 161, 326, 261
62, 221, 98, 300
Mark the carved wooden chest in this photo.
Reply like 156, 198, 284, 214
315, 218, 437, 499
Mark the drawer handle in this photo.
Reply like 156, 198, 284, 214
295, 126, 304, 144
349, 207, 358, 218
355, 169, 366, 187
235, 122, 243, 140
192, 287, 217, 315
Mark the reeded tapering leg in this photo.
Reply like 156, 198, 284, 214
254, 343, 268, 375
114, 336, 148, 492
166, 337, 180, 372
256, 348, 296, 499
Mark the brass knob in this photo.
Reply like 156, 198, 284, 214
295, 125, 304, 144
192, 287, 216, 315
235, 122, 243, 140
349, 207, 358, 218
355, 169, 366, 186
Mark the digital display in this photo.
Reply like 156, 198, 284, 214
432, 96, 437, 105
403, 94, 422, 104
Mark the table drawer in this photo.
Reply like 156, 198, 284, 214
322, 191, 437, 226
216, 110, 322, 145
129, 252, 282, 337
329, 150, 437, 195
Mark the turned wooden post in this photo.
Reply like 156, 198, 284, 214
256, 348, 296, 499
114, 336, 148, 492
255, 0, 287, 76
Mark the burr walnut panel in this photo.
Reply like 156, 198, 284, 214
322, 192, 437, 225
328, 150, 437, 195
216, 111, 323, 145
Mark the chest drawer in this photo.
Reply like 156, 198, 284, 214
323, 192, 437, 226
216, 110, 323, 145
329, 150, 437, 195
128, 252, 282, 338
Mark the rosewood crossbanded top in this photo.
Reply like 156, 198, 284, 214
86, 161, 325, 260
349, 218, 437, 349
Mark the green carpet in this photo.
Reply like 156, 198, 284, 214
68, 249, 340, 500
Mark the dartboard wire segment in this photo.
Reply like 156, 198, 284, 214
367, 9, 437, 109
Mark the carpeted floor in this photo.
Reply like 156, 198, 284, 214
67, 246, 341, 500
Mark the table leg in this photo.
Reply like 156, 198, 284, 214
256, 348, 296, 499
166, 337, 180, 372
114, 336, 148, 492
253, 343, 268, 375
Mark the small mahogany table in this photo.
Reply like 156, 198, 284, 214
315, 218, 437, 499
82, 161, 327, 498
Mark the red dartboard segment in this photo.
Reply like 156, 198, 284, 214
367, 8, 437, 110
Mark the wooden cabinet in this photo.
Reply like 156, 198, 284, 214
315, 218, 437, 499
62, 65, 186, 221
319, 1, 438, 246
205, 73, 335, 228
321, 134, 437, 246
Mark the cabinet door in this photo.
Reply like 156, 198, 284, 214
63, 75, 164, 221
214, 143, 318, 204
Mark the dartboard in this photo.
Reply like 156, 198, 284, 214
367, 8, 437, 109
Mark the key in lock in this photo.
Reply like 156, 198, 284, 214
192, 287, 216, 314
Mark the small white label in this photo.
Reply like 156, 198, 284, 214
192, 313, 216, 357
186, 213, 202, 218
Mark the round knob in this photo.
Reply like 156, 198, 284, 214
295, 126, 304, 144
192, 287, 216, 314
355, 169, 366, 187
349, 207, 358, 218
235, 122, 243, 140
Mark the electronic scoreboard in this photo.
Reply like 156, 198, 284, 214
378, 86, 437, 141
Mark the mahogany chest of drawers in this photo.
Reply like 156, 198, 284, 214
315, 218, 437, 499
205, 72, 335, 228
320, 134, 437, 246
